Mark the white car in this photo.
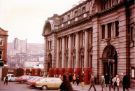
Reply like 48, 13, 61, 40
6, 74, 16, 81
35, 77, 62, 90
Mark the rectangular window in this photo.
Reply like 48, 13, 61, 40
74, 10, 78, 17
50, 41, 52, 50
131, 67, 135, 79
0, 38, 3, 46
73, 34, 76, 47
102, 25, 105, 39
108, 23, 112, 38
82, 6, 86, 13
115, 21, 119, 37
0, 51, 2, 60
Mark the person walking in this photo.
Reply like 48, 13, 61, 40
4, 75, 8, 85
88, 74, 96, 91
112, 75, 120, 91
60, 75, 73, 91
101, 75, 106, 91
76, 75, 80, 86
69, 73, 73, 83
122, 74, 130, 91
105, 74, 110, 87
72, 73, 76, 84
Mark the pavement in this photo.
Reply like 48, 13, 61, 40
72, 83, 135, 91
0, 80, 135, 91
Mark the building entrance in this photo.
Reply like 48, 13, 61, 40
102, 45, 117, 77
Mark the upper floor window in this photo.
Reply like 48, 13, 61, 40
67, 14, 70, 20
82, 6, 86, 13
61, 17, 64, 23
0, 51, 2, 60
0, 38, 3, 46
101, 25, 105, 39
72, 34, 76, 48
115, 21, 119, 37
65, 37, 68, 49
47, 40, 52, 50
74, 10, 78, 17
88, 28, 93, 47
59, 38, 62, 51
107, 23, 112, 38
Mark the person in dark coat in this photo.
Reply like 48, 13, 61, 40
4, 75, 8, 85
122, 74, 130, 91
60, 75, 73, 91
88, 74, 96, 91
76, 75, 80, 86
69, 73, 73, 82
105, 74, 110, 87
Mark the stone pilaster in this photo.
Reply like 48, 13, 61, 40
56, 38, 59, 68
68, 35, 71, 68
75, 33, 79, 68
92, 18, 100, 83
62, 37, 65, 68
84, 30, 88, 68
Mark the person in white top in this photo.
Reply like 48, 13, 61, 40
112, 75, 120, 91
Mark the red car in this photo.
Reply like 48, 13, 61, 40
16, 75, 31, 83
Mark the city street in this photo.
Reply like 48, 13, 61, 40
0, 81, 135, 91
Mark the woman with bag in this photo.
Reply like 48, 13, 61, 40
112, 75, 120, 91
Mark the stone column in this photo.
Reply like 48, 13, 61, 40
62, 37, 65, 68
84, 30, 88, 68
68, 35, 71, 68
75, 33, 79, 68
44, 37, 48, 76
84, 30, 89, 84
56, 38, 59, 68
92, 18, 100, 83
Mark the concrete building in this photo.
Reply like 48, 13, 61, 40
42, 0, 135, 85
7, 39, 44, 68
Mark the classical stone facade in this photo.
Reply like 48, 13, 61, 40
0, 28, 8, 65
42, 0, 135, 85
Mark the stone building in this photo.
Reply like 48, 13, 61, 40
0, 27, 8, 65
42, 0, 135, 85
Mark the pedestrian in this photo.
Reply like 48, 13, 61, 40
76, 75, 80, 85
4, 75, 8, 85
60, 75, 73, 91
122, 74, 130, 91
112, 75, 120, 91
105, 74, 110, 87
73, 73, 76, 84
100, 75, 106, 91
88, 74, 96, 91
69, 73, 73, 82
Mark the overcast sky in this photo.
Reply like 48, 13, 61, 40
0, 0, 80, 43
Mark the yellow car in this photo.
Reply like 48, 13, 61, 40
35, 77, 62, 90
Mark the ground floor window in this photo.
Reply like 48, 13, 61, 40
131, 67, 135, 79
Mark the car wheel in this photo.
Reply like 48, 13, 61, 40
42, 85, 47, 90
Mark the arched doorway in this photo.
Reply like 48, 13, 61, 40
102, 45, 117, 77
47, 53, 52, 72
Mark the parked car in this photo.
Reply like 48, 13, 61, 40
27, 76, 43, 87
35, 77, 62, 90
6, 74, 16, 82
16, 75, 31, 83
